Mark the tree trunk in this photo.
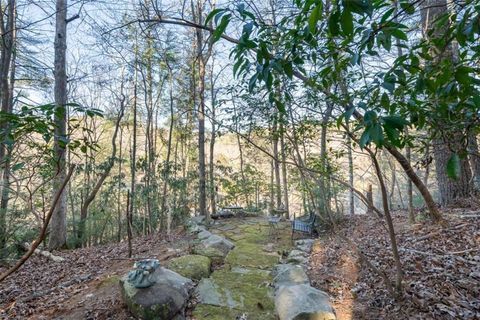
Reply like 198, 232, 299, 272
129, 49, 138, 236
368, 148, 403, 294
272, 117, 282, 208
347, 132, 354, 215
421, 0, 473, 206
468, 133, 480, 189
0, 0, 15, 258
209, 66, 217, 216
192, 0, 211, 221
49, 0, 68, 250
160, 68, 174, 233
433, 138, 472, 205
280, 120, 289, 218
406, 140, 414, 222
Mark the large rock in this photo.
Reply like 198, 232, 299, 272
167, 255, 211, 281
120, 267, 194, 320
275, 284, 336, 320
195, 268, 275, 313
191, 215, 206, 225
197, 230, 213, 240
294, 239, 315, 253
273, 264, 309, 290
287, 249, 308, 265
193, 234, 235, 261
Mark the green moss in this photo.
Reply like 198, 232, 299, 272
225, 241, 279, 269
166, 255, 211, 280
192, 304, 276, 320
192, 245, 225, 263
196, 268, 274, 311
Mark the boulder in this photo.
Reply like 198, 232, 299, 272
120, 267, 193, 320
187, 223, 206, 234
294, 239, 315, 253
201, 234, 235, 256
287, 249, 308, 265
192, 245, 226, 261
275, 284, 336, 320
273, 264, 309, 290
197, 230, 213, 240
191, 215, 206, 225
195, 268, 274, 311
167, 255, 211, 281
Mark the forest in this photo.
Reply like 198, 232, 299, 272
0, 0, 479, 319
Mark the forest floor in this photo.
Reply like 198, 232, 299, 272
1, 207, 479, 320
308, 207, 480, 320
0, 229, 194, 319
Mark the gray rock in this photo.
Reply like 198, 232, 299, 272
273, 264, 309, 290
295, 239, 315, 253
197, 230, 212, 240
275, 284, 336, 320
202, 234, 235, 255
287, 249, 308, 265
167, 255, 211, 281
191, 215, 206, 225
120, 267, 194, 320
187, 223, 206, 234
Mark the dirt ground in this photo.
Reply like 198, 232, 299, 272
308, 209, 480, 320
0, 228, 192, 320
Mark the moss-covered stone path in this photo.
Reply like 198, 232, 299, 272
192, 217, 292, 320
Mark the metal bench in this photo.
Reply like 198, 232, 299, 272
267, 215, 282, 239
291, 212, 316, 239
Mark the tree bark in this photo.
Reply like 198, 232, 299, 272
272, 117, 282, 208
347, 132, 354, 215
0, 0, 15, 258
468, 133, 480, 189
421, 0, 473, 206
49, 0, 68, 250
280, 119, 289, 218
160, 68, 174, 232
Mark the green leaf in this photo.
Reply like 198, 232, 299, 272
212, 14, 231, 43
283, 61, 293, 79
359, 130, 370, 148
391, 29, 408, 41
328, 11, 340, 36
400, 1, 415, 15
447, 153, 461, 180
455, 66, 472, 85
383, 115, 408, 129
11, 162, 24, 171
341, 9, 354, 36
309, 5, 321, 33
205, 8, 224, 26
368, 123, 384, 145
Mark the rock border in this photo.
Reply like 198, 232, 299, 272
272, 239, 337, 320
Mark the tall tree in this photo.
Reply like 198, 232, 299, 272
49, 0, 69, 250
192, 0, 213, 220
0, 0, 16, 257
421, 0, 473, 206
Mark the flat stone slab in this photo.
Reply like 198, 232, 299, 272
166, 255, 211, 281
287, 249, 309, 265
225, 241, 280, 269
194, 267, 274, 316
273, 264, 310, 290
275, 284, 336, 320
